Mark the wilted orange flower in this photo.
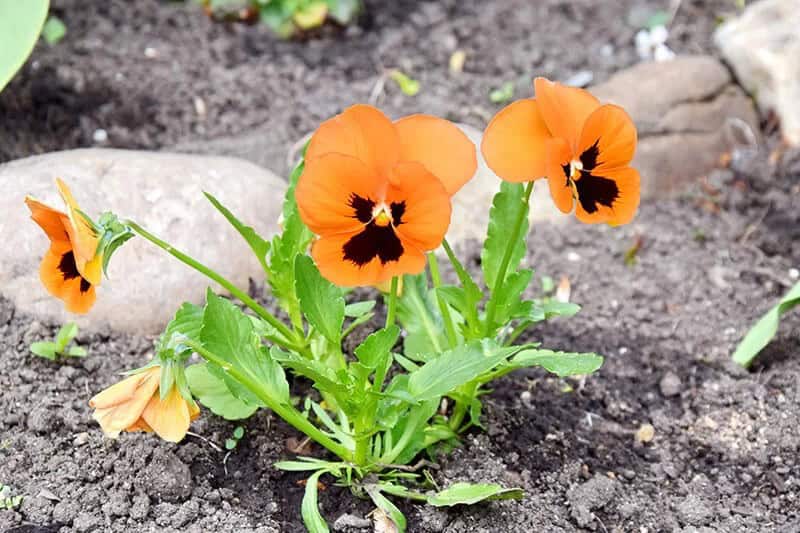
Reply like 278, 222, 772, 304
482, 77, 640, 225
89, 365, 200, 443
25, 179, 103, 313
297, 105, 477, 286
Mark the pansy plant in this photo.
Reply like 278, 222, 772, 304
26, 80, 640, 532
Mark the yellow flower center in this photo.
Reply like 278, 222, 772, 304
372, 205, 393, 227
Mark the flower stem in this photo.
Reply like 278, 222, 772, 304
125, 220, 301, 351
385, 276, 399, 328
482, 181, 534, 336
428, 252, 458, 348
187, 340, 351, 461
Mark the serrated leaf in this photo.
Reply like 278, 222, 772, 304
205, 191, 270, 272
482, 182, 529, 291
186, 363, 258, 420
491, 269, 533, 328
301, 470, 330, 533
407, 341, 518, 401
295, 255, 345, 344
427, 482, 523, 507
511, 349, 603, 376
0, 0, 49, 92
30, 342, 57, 360
355, 325, 399, 369
157, 302, 204, 355
201, 291, 290, 405
733, 281, 800, 367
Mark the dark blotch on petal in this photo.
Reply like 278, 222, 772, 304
390, 201, 406, 226
576, 171, 619, 214
342, 223, 404, 266
349, 194, 375, 224
561, 163, 571, 186
580, 139, 600, 171
80, 278, 92, 293
58, 251, 81, 280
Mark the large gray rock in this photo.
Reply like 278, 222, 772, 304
714, 0, 800, 146
590, 55, 760, 198
0, 149, 284, 335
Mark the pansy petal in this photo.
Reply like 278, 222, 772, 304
56, 178, 100, 268
379, 248, 427, 283
534, 77, 600, 152
311, 232, 385, 287
296, 153, 384, 236
306, 104, 401, 178
545, 138, 574, 214
25, 196, 70, 242
578, 104, 637, 173
574, 166, 640, 226
89, 368, 158, 409
91, 369, 161, 438
61, 277, 97, 315
481, 99, 551, 182
141, 386, 193, 443
395, 114, 477, 195
386, 161, 451, 252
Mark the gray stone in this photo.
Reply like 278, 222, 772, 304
0, 148, 285, 335
590, 55, 760, 198
675, 494, 714, 526
715, 0, 800, 146
659, 371, 683, 397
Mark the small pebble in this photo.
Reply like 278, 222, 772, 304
144, 47, 158, 58
659, 371, 682, 397
789, 268, 799, 280
92, 128, 108, 143
635, 423, 655, 444
73, 432, 89, 446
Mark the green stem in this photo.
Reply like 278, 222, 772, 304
482, 182, 534, 336
505, 320, 533, 346
126, 220, 301, 351
448, 382, 476, 432
428, 253, 458, 348
187, 340, 351, 461
385, 276, 399, 328
441, 239, 480, 334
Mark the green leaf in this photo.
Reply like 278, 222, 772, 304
482, 182, 529, 291
397, 274, 446, 360
205, 191, 270, 272
733, 281, 800, 368
345, 300, 375, 318
233, 426, 245, 439
389, 70, 420, 96
201, 291, 291, 405
365, 486, 407, 532
30, 341, 57, 360
294, 255, 345, 344
521, 300, 581, 322
645, 10, 670, 29
492, 269, 533, 327
294, 1, 328, 29
275, 457, 343, 472
355, 325, 399, 369
186, 363, 258, 420
301, 470, 330, 533
511, 349, 603, 377
427, 482, 524, 507
225, 439, 237, 450
157, 302, 204, 356
489, 82, 515, 104
41, 15, 66, 45
67, 346, 87, 358
407, 341, 518, 401
0, 0, 49, 92
55, 322, 78, 351
327, 0, 360, 24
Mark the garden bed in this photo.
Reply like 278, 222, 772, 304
2, 0, 799, 531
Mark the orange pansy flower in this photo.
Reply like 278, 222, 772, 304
89, 365, 200, 443
482, 77, 640, 225
297, 105, 477, 286
25, 179, 103, 313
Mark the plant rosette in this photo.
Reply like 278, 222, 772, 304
25, 79, 640, 531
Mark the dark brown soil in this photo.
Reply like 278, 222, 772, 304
2, 0, 730, 164
3, 0, 800, 532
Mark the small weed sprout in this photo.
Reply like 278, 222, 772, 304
30, 322, 87, 361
